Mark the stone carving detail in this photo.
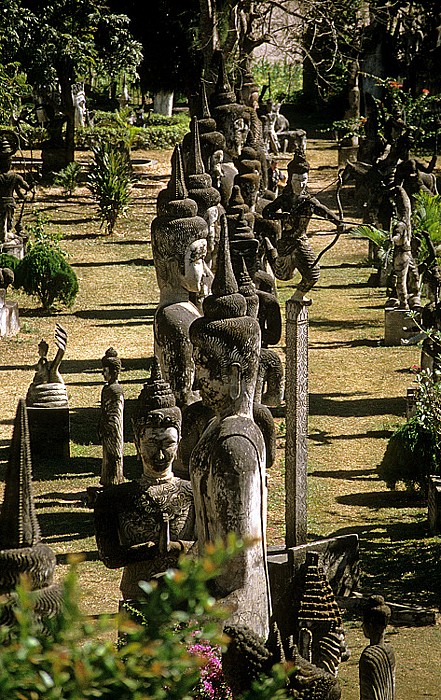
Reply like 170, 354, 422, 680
26, 324, 69, 408
359, 595, 396, 700
152, 144, 212, 408
297, 552, 349, 677
0, 130, 30, 245
0, 399, 62, 625
189, 215, 271, 638
99, 347, 124, 487
94, 359, 195, 600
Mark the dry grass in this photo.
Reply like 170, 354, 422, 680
0, 142, 440, 697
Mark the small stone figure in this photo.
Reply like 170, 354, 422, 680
26, 324, 69, 408
0, 130, 30, 243
359, 595, 396, 700
388, 185, 421, 309
189, 217, 271, 639
263, 154, 345, 305
0, 399, 62, 626
99, 347, 124, 487
93, 359, 195, 601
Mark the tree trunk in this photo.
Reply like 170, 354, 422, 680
199, 0, 220, 82
153, 91, 174, 116
57, 61, 75, 165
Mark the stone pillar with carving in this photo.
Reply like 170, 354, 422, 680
285, 299, 309, 547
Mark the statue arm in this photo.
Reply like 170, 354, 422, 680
310, 197, 342, 226
49, 324, 67, 382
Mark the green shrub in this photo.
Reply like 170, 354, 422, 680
0, 538, 290, 699
53, 162, 82, 197
15, 244, 78, 309
0, 253, 20, 276
87, 142, 133, 235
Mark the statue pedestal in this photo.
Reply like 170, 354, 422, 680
384, 307, 417, 346
0, 239, 26, 260
26, 406, 70, 460
428, 475, 441, 534
0, 298, 19, 337
268, 534, 359, 646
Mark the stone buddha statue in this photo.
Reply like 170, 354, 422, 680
359, 595, 396, 700
152, 144, 213, 408
98, 347, 124, 487
189, 216, 271, 639
93, 358, 196, 602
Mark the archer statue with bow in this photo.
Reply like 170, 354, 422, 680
0, 130, 32, 245
262, 152, 349, 305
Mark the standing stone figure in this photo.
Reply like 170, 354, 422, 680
99, 347, 124, 487
359, 595, 396, 700
0, 130, 30, 243
189, 218, 271, 639
389, 185, 421, 309
26, 324, 69, 408
93, 359, 195, 601
263, 154, 345, 305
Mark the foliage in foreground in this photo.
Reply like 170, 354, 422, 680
378, 370, 441, 491
0, 539, 290, 700
54, 162, 82, 198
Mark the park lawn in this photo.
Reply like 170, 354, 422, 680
0, 141, 440, 698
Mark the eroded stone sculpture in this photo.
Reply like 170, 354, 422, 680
388, 185, 421, 309
26, 324, 69, 408
99, 347, 124, 487
189, 216, 271, 639
263, 154, 345, 305
359, 595, 396, 700
0, 399, 62, 626
152, 145, 212, 407
93, 358, 195, 601
0, 130, 30, 247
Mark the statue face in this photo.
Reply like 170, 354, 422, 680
102, 366, 112, 383
181, 239, 214, 295
193, 347, 232, 414
138, 424, 179, 476
206, 206, 219, 254
290, 172, 308, 195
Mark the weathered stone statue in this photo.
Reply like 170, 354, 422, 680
210, 53, 252, 160
263, 154, 345, 305
359, 595, 396, 700
152, 145, 212, 408
388, 185, 421, 309
26, 324, 69, 408
189, 217, 271, 639
93, 359, 195, 601
297, 552, 350, 677
222, 623, 341, 700
98, 347, 124, 487
0, 399, 62, 626
0, 130, 30, 244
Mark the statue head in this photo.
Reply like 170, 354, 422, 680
132, 358, 182, 479
210, 53, 251, 158
190, 216, 261, 417
0, 130, 18, 173
152, 145, 213, 298
226, 185, 258, 281
287, 154, 310, 195
101, 347, 121, 384
362, 595, 391, 642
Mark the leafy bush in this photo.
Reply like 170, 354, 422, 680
87, 142, 133, 235
0, 253, 20, 276
53, 162, 82, 197
75, 121, 189, 151
15, 244, 78, 309
0, 538, 290, 699
378, 370, 441, 491
251, 58, 302, 103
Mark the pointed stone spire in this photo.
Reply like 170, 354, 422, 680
211, 52, 236, 108
188, 116, 205, 176
212, 214, 238, 298
0, 399, 40, 550
170, 144, 188, 201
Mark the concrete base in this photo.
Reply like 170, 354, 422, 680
267, 533, 359, 646
26, 406, 70, 461
384, 307, 417, 346
0, 300, 19, 337
428, 475, 441, 534
0, 240, 26, 259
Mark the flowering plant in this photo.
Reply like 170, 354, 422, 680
188, 640, 232, 699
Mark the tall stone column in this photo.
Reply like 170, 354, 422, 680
285, 299, 309, 547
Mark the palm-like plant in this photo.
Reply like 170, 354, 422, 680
87, 142, 133, 235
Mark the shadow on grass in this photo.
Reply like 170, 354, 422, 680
309, 318, 380, 330
310, 338, 381, 349
56, 550, 100, 564
310, 467, 377, 480
51, 216, 95, 225
71, 258, 153, 267
74, 307, 155, 321
309, 428, 392, 445
31, 455, 101, 481
336, 489, 425, 509
309, 392, 405, 417
38, 509, 95, 543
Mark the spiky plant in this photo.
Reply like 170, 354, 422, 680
87, 142, 133, 235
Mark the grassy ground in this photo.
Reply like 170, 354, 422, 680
0, 142, 440, 698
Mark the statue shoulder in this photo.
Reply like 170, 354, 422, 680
217, 415, 265, 457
